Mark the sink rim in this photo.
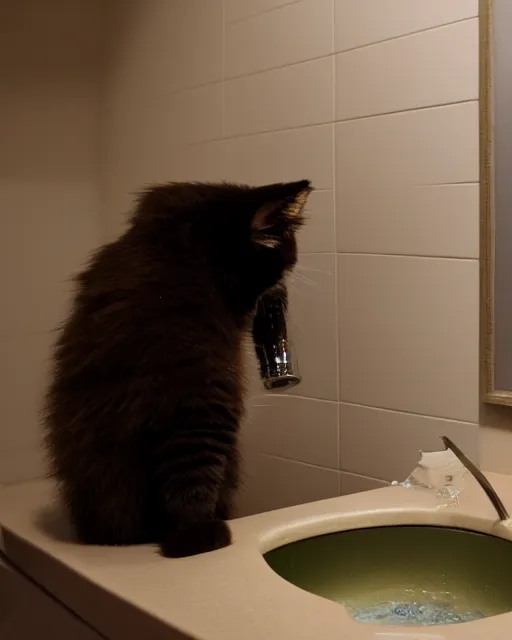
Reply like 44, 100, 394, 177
258, 504, 512, 555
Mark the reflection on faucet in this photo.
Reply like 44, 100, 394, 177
252, 283, 301, 391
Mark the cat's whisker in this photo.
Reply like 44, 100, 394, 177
295, 263, 324, 275
290, 267, 318, 284
286, 279, 309, 302
295, 274, 319, 288
288, 272, 320, 290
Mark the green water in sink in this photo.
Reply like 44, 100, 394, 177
264, 526, 512, 626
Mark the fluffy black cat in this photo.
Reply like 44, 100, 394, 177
44, 180, 312, 557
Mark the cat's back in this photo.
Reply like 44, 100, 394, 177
46, 225, 244, 425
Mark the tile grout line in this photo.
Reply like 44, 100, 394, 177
225, 52, 332, 83
189, 119, 333, 146
336, 252, 479, 261
221, 2, 228, 179
260, 452, 339, 472
252, 393, 480, 427
251, 394, 338, 404
187, 100, 478, 147
222, 15, 477, 83
259, 452, 391, 485
156, 15, 478, 99
338, 399, 479, 426
336, 14, 478, 56
225, 0, 304, 26
331, 0, 341, 485
221, 0, 227, 139
335, 98, 478, 125
341, 469, 391, 484
297, 252, 478, 259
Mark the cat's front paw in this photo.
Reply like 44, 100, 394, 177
160, 519, 232, 558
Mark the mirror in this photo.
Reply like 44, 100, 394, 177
482, 0, 512, 405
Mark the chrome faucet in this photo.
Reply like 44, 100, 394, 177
252, 284, 301, 391
442, 437, 509, 521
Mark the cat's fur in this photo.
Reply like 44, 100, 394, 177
43, 180, 312, 557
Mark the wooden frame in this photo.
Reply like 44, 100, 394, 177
480, 0, 512, 405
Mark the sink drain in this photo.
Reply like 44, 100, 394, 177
348, 600, 483, 626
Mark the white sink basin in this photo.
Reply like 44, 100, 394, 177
264, 525, 512, 627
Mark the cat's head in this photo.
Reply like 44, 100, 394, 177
133, 180, 313, 310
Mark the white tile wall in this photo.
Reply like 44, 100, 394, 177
335, 20, 478, 120
100, 0, 482, 512
298, 190, 336, 254
224, 0, 300, 24
247, 396, 338, 468
164, 0, 224, 91
166, 83, 224, 146
0, 333, 52, 452
0, 448, 47, 486
338, 255, 479, 422
0, 331, 54, 483
335, 102, 479, 188
3, 0, 486, 500
223, 124, 334, 188
126, 0, 224, 93
173, 142, 228, 184
225, 0, 333, 78
336, 184, 479, 258
480, 425, 512, 476
0, 184, 99, 335
239, 453, 339, 515
334, 0, 478, 52
339, 403, 479, 482
287, 254, 338, 401
102, 0, 222, 99
340, 472, 389, 496
225, 57, 334, 137
0, 0, 104, 483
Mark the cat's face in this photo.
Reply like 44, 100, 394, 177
134, 180, 313, 311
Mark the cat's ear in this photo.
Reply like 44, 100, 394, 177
251, 180, 312, 247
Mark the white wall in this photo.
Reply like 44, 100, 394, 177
102, 0, 484, 515
4, 0, 500, 511
0, 0, 105, 483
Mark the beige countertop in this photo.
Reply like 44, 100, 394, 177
2, 473, 512, 640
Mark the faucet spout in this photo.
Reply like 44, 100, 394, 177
252, 284, 301, 391
442, 436, 510, 521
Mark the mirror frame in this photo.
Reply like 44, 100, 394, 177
480, 0, 512, 405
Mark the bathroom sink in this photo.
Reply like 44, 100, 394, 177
264, 525, 512, 627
